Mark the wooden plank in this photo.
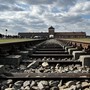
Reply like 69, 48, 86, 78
22, 60, 81, 64
34, 51, 68, 54
7, 73, 90, 79
31, 54, 73, 57
36, 48, 65, 51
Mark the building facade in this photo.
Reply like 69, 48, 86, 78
18, 26, 86, 38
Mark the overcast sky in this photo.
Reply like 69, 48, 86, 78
0, 0, 90, 35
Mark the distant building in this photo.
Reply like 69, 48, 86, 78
18, 26, 86, 38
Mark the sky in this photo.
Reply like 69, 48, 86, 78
0, 0, 90, 35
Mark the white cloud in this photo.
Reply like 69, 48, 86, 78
56, 0, 77, 9
0, 0, 90, 35
22, 0, 56, 5
69, 1, 90, 15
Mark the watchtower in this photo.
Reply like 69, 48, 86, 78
48, 26, 55, 38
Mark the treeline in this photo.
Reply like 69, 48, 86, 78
0, 33, 19, 38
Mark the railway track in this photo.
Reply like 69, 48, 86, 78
0, 39, 90, 90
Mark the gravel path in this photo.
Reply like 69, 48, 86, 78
1, 79, 90, 90
4, 61, 90, 73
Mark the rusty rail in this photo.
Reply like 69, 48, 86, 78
60, 39, 90, 49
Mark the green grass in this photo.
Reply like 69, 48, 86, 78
0, 38, 36, 44
62, 38, 90, 43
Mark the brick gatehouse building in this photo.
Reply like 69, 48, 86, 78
18, 26, 86, 38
